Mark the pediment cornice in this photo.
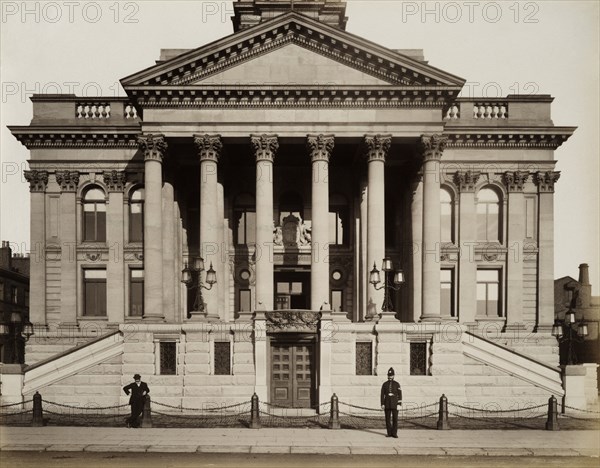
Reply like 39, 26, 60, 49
9, 126, 140, 149
121, 12, 465, 90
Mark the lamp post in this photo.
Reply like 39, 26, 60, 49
181, 256, 217, 317
552, 308, 588, 365
0, 312, 34, 364
369, 257, 405, 313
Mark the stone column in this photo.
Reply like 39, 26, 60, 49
24, 170, 48, 326
55, 171, 79, 327
535, 171, 560, 331
504, 171, 529, 330
194, 134, 223, 320
357, 176, 368, 322
410, 175, 423, 323
251, 134, 279, 311
138, 134, 167, 321
420, 135, 446, 322
307, 134, 335, 310
455, 171, 480, 325
162, 181, 176, 322
364, 134, 391, 320
103, 170, 127, 325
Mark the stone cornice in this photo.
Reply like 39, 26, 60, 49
363, 134, 392, 163
55, 171, 80, 192
193, 134, 223, 162
535, 171, 560, 193
307, 134, 335, 163
420, 134, 447, 161
9, 128, 140, 149
126, 86, 456, 109
503, 171, 530, 192
454, 171, 481, 192
251, 134, 279, 162
102, 170, 127, 192
444, 129, 575, 149
23, 170, 49, 192
138, 134, 168, 163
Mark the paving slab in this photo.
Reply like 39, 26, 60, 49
196, 445, 251, 453
147, 445, 199, 453
1, 444, 50, 451
290, 446, 351, 455
350, 446, 398, 455
394, 447, 447, 456
250, 445, 291, 454
46, 444, 90, 452
483, 448, 533, 457
84, 445, 150, 452
442, 447, 488, 456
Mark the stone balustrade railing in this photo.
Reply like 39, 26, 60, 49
445, 95, 554, 124
29, 95, 140, 124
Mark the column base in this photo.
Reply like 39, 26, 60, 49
419, 315, 443, 322
378, 312, 398, 322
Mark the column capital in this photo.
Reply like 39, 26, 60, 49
420, 134, 447, 162
307, 134, 335, 163
535, 171, 560, 193
503, 171, 530, 192
363, 134, 392, 162
138, 134, 167, 163
103, 170, 127, 192
454, 171, 481, 192
251, 134, 279, 162
194, 134, 223, 162
24, 170, 49, 192
55, 171, 80, 192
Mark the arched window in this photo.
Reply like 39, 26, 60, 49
83, 187, 106, 242
129, 188, 144, 242
476, 187, 501, 242
234, 193, 256, 245
329, 193, 348, 246
440, 188, 454, 243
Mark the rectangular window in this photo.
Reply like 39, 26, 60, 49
214, 342, 231, 375
477, 269, 501, 317
331, 290, 343, 312
235, 210, 256, 245
83, 269, 107, 316
83, 204, 106, 242
130, 270, 144, 317
239, 289, 251, 312
129, 205, 143, 242
159, 342, 177, 375
441, 203, 452, 242
410, 342, 428, 375
11, 286, 18, 304
440, 269, 454, 317
355, 342, 373, 375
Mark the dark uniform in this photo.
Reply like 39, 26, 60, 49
380, 367, 402, 437
123, 374, 150, 428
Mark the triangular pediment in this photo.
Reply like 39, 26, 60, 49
121, 11, 465, 90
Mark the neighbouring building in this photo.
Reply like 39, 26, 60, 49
0, 241, 30, 364
4, 1, 595, 412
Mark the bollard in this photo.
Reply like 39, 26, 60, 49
31, 391, 43, 427
437, 394, 450, 430
545, 395, 559, 431
141, 395, 152, 428
250, 393, 261, 429
328, 393, 341, 429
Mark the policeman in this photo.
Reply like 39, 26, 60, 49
380, 367, 402, 437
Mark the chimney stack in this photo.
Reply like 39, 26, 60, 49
578, 263, 590, 285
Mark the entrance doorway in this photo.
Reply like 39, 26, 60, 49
274, 271, 310, 310
270, 341, 315, 408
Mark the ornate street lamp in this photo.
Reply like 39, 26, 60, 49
369, 257, 405, 313
552, 307, 588, 365
0, 312, 34, 364
181, 256, 217, 316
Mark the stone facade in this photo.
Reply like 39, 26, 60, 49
3, 1, 589, 413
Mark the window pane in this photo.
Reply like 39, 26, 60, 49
85, 269, 107, 279
84, 212, 95, 240
477, 282, 487, 300
214, 342, 231, 375
355, 342, 372, 375
97, 211, 106, 242
290, 282, 302, 294
97, 282, 107, 316
239, 289, 251, 312
130, 271, 143, 317
488, 283, 499, 300
85, 188, 105, 201
329, 211, 337, 244
331, 290, 343, 312
246, 212, 256, 244
477, 270, 498, 282
276, 282, 289, 294
131, 270, 144, 279
441, 204, 452, 242
160, 342, 177, 375
441, 284, 452, 317
410, 342, 427, 375
130, 212, 143, 242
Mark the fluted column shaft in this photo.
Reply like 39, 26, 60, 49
194, 134, 223, 320
364, 135, 391, 319
252, 135, 279, 311
410, 176, 423, 322
420, 135, 446, 322
308, 134, 334, 310
138, 134, 167, 320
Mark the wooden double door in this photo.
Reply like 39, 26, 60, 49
270, 341, 315, 408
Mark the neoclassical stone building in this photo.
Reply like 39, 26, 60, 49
5, 0, 593, 411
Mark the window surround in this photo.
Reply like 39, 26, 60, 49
153, 334, 181, 376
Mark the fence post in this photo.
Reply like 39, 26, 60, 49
437, 394, 450, 430
141, 395, 152, 428
31, 391, 43, 427
328, 393, 340, 429
545, 395, 559, 431
250, 393, 261, 429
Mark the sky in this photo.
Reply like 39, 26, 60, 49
1, 0, 599, 288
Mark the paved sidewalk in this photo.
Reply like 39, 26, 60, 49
0, 426, 598, 457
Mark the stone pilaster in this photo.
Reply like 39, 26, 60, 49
103, 171, 127, 325
24, 170, 48, 326
138, 134, 167, 321
251, 134, 278, 311
419, 135, 446, 322
410, 174, 423, 323
55, 171, 80, 327
535, 171, 560, 331
194, 134, 223, 320
364, 134, 391, 321
307, 134, 335, 310
503, 171, 529, 330
455, 171, 481, 325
